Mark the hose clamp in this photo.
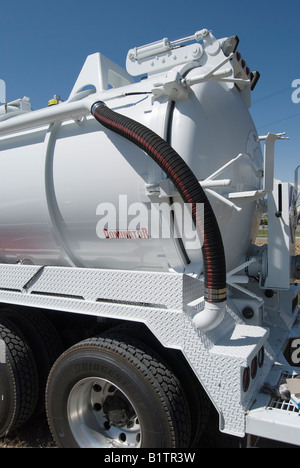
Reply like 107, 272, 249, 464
204, 287, 227, 302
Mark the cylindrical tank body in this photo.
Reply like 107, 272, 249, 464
0, 71, 263, 274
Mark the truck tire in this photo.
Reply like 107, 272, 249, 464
46, 336, 191, 448
102, 322, 210, 447
0, 308, 64, 414
0, 318, 39, 437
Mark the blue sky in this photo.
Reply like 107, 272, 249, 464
1, 0, 299, 183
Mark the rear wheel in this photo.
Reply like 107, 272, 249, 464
46, 336, 191, 448
0, 308, 64, 414
0, 318, 38, 436
103, 322, 210, 446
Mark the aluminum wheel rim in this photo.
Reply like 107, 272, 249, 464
67, 377, 142, 448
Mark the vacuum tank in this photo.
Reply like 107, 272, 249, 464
0, 29, 263, 277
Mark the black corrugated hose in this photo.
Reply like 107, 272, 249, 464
91, 101, 227, 305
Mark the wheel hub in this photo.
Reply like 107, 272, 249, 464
67, 377, 141, 448
103, 395, 135, 428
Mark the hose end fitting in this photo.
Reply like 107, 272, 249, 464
192, 301, 226, 332
91, 101, 106, 115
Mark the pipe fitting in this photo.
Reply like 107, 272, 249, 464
192, 301, 226, 332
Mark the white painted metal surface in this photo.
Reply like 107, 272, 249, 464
246, 317, 300, 445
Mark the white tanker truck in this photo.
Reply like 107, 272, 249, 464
0, 28, 299, 448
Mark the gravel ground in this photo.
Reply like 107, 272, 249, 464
0, 414, 55, 448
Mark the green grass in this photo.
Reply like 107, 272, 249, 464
257, 229, 268, 237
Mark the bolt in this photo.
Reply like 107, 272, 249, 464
93, 403, 102, 412
192, 45, 199, 56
